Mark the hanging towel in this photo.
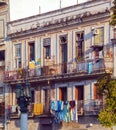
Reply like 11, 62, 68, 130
63, 102, 71, 122
70, 108, 73, 121
50, 101, 55, 111
58, 100, 64, 111
88, 62, 92, 74
54, 111, 60, 124
29, 61, 35, 69
59, 111, 64, 121
34, 103, 43, 115
72, 108, 77, 121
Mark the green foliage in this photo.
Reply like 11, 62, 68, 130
97, 74, 116, 127
97, 73, 111, 96
110, 0, 116, 26
98, 109, 116, 127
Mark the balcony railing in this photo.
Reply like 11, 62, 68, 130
77, 99, 104, 115
8, 99, 103, 119
4, 59, 112, 81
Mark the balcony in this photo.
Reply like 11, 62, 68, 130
9, 103, 44, 119
8, 99, 103, 119
77, 99, 103, 116
4, 59, 113, 83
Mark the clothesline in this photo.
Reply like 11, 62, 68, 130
50, 100, 78, 123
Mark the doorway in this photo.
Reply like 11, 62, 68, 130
60, 35, 68, 73
59, 87, 67, 101
75, 85, 84, 100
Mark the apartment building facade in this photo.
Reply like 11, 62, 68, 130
3, 0, 115, 130
0, 0, 9, 129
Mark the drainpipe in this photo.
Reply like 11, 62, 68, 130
4, 83, 8, 130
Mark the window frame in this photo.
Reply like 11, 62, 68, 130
43, 38, 51, 59
75, 31, 84, 60
15, 43, 22, 68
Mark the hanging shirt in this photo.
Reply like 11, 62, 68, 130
63, 102, 71, 122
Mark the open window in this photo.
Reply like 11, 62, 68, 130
59, 35, 68, 73
0, 50, 5, 61
28, 42, 35, 62
15, 44, 22, 68
43, 38, 51, 59
75, 32, 84, 61
59, 35, 67, 63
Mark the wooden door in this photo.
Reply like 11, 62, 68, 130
59, 87, 67, 101
75, 86, 84, 100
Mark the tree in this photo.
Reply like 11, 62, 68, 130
110, 0, 116, 26
97, 73, 116, 127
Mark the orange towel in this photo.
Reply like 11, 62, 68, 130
34, 103, 43, 115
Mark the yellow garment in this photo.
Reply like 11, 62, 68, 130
34, 103, 43, 115
29, 62, 35, 69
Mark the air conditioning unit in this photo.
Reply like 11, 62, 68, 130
93, 29, 99, 35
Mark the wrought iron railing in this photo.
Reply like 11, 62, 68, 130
4, 59, 112, 81
77, 99, 104, 115
8, 99, 103, 119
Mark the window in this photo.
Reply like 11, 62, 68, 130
75, 32, 84, 60
60, 35, 67, 63
43, 38, 51, 59
15, 44, 22, 68
94, 27, 104, 45
0, 50, 5, 61
28, 42, 35, 61
59, 35, 68, 73
44, 45, 50, 58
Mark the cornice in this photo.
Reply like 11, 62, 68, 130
8, 10, 110, 39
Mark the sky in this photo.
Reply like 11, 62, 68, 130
10, 0, 88, 21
